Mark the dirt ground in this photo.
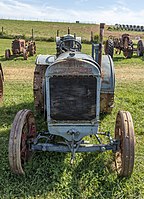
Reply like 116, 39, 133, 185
115, 67, 144, 82
4, 66, 144, 83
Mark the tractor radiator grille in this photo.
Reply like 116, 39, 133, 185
50, 76, 96, 121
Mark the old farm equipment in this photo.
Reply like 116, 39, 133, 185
137, 40, 144, 56
0, 63, 4, 102
9, 24, 135, 177
104, 36, 114, 58
105, 34, 133, 58
117, 34, 133, 58
5, 39, 36, 60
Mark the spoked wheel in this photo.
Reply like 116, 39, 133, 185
5, 49, 11, 60
23, 49, 28, 60
9, 109, 36, 174
29, 43, 36, 56
114, 111, 135, 177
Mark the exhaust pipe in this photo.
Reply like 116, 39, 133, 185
98, 23, 105, 66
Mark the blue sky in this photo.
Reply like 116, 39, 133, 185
0, 0, 144, 25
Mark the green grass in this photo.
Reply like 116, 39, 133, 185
1, 19, 144, 42
0, 37, 144, 199
0, 19, 100, 41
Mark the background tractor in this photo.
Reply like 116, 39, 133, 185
105, 34, 133, 58
0, 63, 4, 102
105, 34, 144, 58
5, 38, 36, 60
9, 24, 135, 178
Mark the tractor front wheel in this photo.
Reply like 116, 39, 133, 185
114, 111, 135, 177
5, 49, 11, 60
8, 109, 36, 174
23, 49, 28, 60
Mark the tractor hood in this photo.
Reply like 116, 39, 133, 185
45, 51, 101, 77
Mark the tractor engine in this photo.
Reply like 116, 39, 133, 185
33, 25, 115, 142
44, 52, 101, 141
56, 27, 82, 56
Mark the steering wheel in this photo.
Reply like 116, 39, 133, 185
59, 39, 82, 52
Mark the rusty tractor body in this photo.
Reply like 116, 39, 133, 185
0, 63, 4, 102
105, 34, 133, 58
106, 34, 144, 58
5, 39, 36, 60
105, 34, 144, 59
9, 24, 135, 178
118, 34, 133, 58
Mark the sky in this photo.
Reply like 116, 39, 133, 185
0, 0, 144, 25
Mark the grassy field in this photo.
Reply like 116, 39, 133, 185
0, 19, 144, 41
0, 32, 144, 199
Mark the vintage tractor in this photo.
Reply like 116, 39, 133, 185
0, 63, 4, 102
5, 39, 36, 60
105, 34, 133, 58
8, 24, 135, 177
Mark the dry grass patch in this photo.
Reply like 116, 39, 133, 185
4, 67, 34, 82
115, 67, 144, 82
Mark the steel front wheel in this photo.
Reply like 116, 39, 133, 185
5, 49, 11, 60
9, 109, 36, 174
114, 111, 135, 177
23, 49, 28, 60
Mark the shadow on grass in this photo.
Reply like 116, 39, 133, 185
0, 54, 27, 62
113, 54, 142, 62
0, 102, 125, 198
0, 101, 67, 198
69, 152, 128, 198
0, 101, 34, 128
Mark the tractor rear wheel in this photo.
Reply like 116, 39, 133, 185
5, 49, 11, 60
104, 39, 114, 58
8, 109, 36, 174
137, 40, 144, 56
29, 44, 34, 56
33, 64, 47, 114
23, 49, 28, 60
123, 49, 133, 58
114, 111, 135, 177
